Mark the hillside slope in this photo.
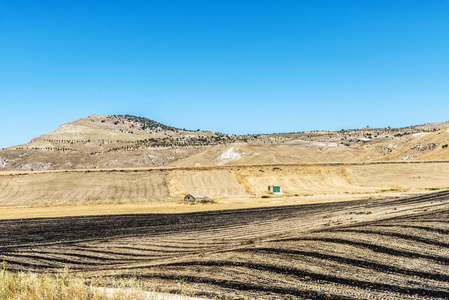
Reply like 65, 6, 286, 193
168, 143, 364, 167
169, 129, 449, 167
1, 114, 449, 171
0, 115, 218, 171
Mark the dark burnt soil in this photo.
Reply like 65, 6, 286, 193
2, 190, 449, 299
0, 196, 382, 248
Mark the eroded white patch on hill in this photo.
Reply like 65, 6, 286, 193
412, 132, 431, 137
218, 147, 242, 165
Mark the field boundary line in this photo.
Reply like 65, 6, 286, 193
2, 160, 449, 176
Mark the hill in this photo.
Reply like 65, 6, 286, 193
1, 114, 449, 171
0, 114, 224, 171
170, 125, 449, 167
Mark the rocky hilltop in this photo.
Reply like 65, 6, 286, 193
1, 114, 449, 171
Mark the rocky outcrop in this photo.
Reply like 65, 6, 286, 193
376, 146, 392, 155
0, 157, 19, 169
412, 143, 438, 151
16, 162, 54, 171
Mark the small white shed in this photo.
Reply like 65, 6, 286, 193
268, 185, 282, 194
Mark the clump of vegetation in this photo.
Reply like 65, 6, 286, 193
442, 144, 448, 149
261, 195, 270, 198
380, 188, 399, 192
200, 199, 215, 204
0, 262, 148, 299
425, 187, 442, 191
120, 115, 180, 132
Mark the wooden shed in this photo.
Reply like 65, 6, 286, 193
184, 194, 211, 203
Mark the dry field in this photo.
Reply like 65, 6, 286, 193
0, 169, 172, 206
169, 169, 247, 198
2, 190, 449, 299
1, 162, 449, 207
347, 162, 449, 190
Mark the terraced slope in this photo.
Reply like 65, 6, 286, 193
2, 191, 449, 299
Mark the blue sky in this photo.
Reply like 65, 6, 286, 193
1, 1, 449, 148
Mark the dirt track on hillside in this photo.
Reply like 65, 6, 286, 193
2, 191, 449, 299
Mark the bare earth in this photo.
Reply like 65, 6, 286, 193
2, 191, 449, 299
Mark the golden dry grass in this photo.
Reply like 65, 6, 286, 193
0, 170, 171, 206
347, 163, 449, 190
169, 169, 247, 197
0, 264, 154, 300
233, 165, 373, 196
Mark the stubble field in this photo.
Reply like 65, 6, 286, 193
1, 161, 449, 208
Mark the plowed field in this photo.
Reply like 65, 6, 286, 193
2, 191, 449, 299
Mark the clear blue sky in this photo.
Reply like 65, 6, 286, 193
1, 1, 449, 148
